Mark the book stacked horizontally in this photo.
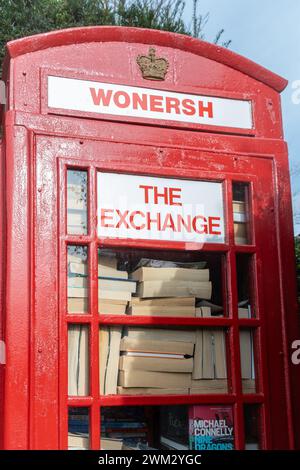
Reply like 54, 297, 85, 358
68, 408, 89, 450
128, 259, 212, 317
67, 254, 136, 314
101, 407, 149, 450
233, 200, 248, 245
98, 327, 229, 395
118, 334, 194, 393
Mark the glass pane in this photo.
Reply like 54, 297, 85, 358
239, 329, 256, 394
68, 407, 89, 450
236, 254, 255, 318
97, 247, 224, 317
98, 249, 131, 315
232, 182, 250, 245
67, 169, 88, 235
68, 324, 89, 396
244, 405, 261, 449
99, 325, 228, 396
100, 404, 235, 450
160, 406, 188, 449
68, 246, 88, 314
189, 404, 235, 450
101, 406, 154, 450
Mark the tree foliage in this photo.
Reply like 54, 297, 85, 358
0, 0, 231, 67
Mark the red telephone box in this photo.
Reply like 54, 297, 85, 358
0, 26, 299, 450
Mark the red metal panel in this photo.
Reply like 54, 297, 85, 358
0, 139, 4, 450
3, 125, 30, 449
3, 29, 285, 138
5, 27, 287, 92
29, 132, 294, 450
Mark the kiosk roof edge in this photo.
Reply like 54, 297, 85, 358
4, 26, 287, 93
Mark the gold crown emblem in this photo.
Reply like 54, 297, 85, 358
136, 47, 169, 81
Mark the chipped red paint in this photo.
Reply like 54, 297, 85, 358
0, 26, 299, 450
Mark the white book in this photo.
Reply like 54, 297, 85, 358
104, 326, 122, 395
68, 325, 89, 396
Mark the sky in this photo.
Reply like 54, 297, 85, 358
184, 0, 300, 233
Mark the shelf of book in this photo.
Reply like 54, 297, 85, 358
62, 172, 267, 451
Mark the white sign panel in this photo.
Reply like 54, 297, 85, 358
48, 76, 252, 130
97, 173, 225, 244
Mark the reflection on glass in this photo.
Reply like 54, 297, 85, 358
236, 254, 255, 318
244, 405, 260, 449
98, 249, 130, 316
101, 406, 150, 450
67, 245, 88, 313
68, 407, 89, 450
97, 248, 224, 318
67, 169, 88, 235
68, 324, 89, 396
99, 325, 228, 396
100, 404, 235, 450
232, 182, 250, 245
239, 329, 256, 394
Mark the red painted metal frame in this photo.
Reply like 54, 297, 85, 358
2, 111, 299, 450
53, 140, 274, 451
5, 27, 287, 92
0, 140, 4, 450
0, 27, 299, 451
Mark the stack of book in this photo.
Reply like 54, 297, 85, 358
68, 408, 89, 450
68, 408, 124, 450
70, 325, 231, 397
238, 299, 252, 319
67, 254, 136, 314
128, 260, 211, 317
191, 328, 228, 394
240, 330, 256, 393
101, 407, 149, 450
118, 334, 194, 393
68, 325, 89, 396
99, 327, 228, 395
233, 200, 248, 245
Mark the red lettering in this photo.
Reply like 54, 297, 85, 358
129, 211, 146, 230
169, 187, 182, 206
139, 185, 153, 204
177, 214, 192, 232
149, 95, 164, 112
182, 98, 196, 116
132, 92, 148, 111
208, 216, 221, 235
100, 208, 114, 227
153, 186, 169, 205
146, 212, 161, 230
162, 213, 176, 231
192, 215, 208, 234
165, 97, 180, 114
90, 88, 112, 106
198, 100, 214, 118
115, 209, 130, 228
113, 91, 130, 109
